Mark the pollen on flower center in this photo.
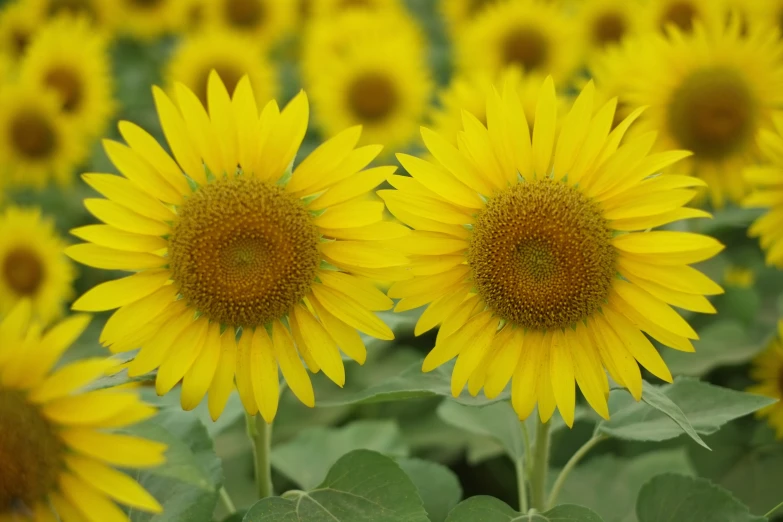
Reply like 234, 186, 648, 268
593, 11, 626, 46
0, 390, 63, 514
468, 179, 617, 330
667, 67, 755, 160
3, 248, 44, 295
348, 73, 398, 122
225, 0, 265, 28
501, 26, 549, 72
195, 65, 243, 106
169, 177, 321, 328
660, 1, 697, 32
44, 67, 83, 113
10, 111, 56, 160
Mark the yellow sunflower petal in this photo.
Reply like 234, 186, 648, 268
59, 473, 128, 522
311, 298, 367, 364
271, 319, 315, 408
250, 327, 279, 424
61, 429, 166, 468
70, 225, 167, 253
102, 139, 184, 206
72, 270, 170, 311
293, 304, 345, 386
235, 330, 259, 415
550, 329, 576, 427
181, 322, 222, 411
65, 455, 162, 513
310, 284, 393, 340
208, 330, 239, 421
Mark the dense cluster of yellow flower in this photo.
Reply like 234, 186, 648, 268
3, 0, 783, 520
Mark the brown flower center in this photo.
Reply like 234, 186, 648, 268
469, 0, 494, 14
169, 177, 321, 327
3, 248, 44, 296
11, 29, 29, 58
225, 0, 265, 29
0, 390, 63, 515
660, 1, 697, 32
348, 73, 398, 123
593, 11, 626, 46
501, 26, 549, 72
44, 67, 83, 113
9, 111, 57, 160
195, 64, 244, 107
667, 67, 755, 161
468, 179, 616, 330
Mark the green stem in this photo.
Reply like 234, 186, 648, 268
529, 419, 552, 512
246, 413, 274, 499
219, 486, 237, 515
521, 420, 533, 476
546, 434, 608, 510
765, 498, 783, 518
515, 455, 528, 513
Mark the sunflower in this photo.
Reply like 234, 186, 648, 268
456, 0, 580, 85
66, 73, 405, 422
431, 67, 553, 146
0, 206, 75, 327
37, 0, 120, 35
304, 10, 431, 151
202, 0, 295, 49
380, 77, 724, 425
116, 0, 189, 40
165, 29, 276, 109
0, 301, 166, 521
439, 0, 501, 36
747, 324, 783, 438
19, 16, 115, 140
573, 0, 641, 55
307, 0, 404, 18
0, 0, 40, 61
635, 0, 725, 35
746, 0, 783, 35
744, 113, 783, 267
0, 81, 85, 188
607, 17, 783, 208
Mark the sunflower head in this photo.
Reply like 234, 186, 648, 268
382, 77, 724, 426
0, 81, 84, 188
20, 16, 115, 138
304, 9, 431, 151
457, 0, 580, 85
596, 17, 783, 207
0, 301, 165, 520
203, 0, 295, 48
0, 206, 76, 326
0, 0, 40, 60
66, 72, 406, 422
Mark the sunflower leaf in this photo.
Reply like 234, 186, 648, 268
598, 379, 776, 448
444, 497, 604, 521
126, 408, 222, 522
244, 449, 430, 522
635, 474, 766, 522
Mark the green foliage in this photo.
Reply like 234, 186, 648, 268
688, 423, 783, 516
126, 408, 222, 522
244, 450, 430, 522
397, 458, 463, 522
555, 450, 694, 522
444, 497, 604, 522
635, 474, 766, 522
271, 420, 409, 489
598, 379, 776, 448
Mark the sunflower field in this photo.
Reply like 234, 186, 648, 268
3, 0, 783, 521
